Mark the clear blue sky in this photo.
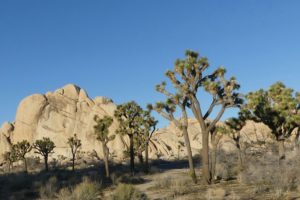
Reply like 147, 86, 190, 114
1, 1, 300, 128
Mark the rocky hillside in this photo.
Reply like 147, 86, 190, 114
0, 84, 276, 163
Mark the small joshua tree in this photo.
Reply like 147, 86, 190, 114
94, 115, 115, 177
3, 148, 18, 172
14, 140, 32, 172
142, 107, 157, 173
225, 111, 248, 169
33, 137, 55, 171
114, 101, 144, 175
67, 134, 82, 171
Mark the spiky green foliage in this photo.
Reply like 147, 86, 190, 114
94, 115, 115, 143
13, 140, 32, 172
245, 82, 300, 160
67, 134, 82, 171
94, 115, 115, 177
246, 82, 300, 141
114, 101, 144, 175
3, 147, 18, 172
114, 101, 144, 137
33, 137, 55, 171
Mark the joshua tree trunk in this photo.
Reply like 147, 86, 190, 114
7, 162, 11, 172
182, 126, 197, 183
233, 135, 243, 171
102, 142, 110, 177
210, 139, 217, 182
129, 134, 135, 175
278, 139, 285, 163
72, 154, 75, 171
137, 149, 144, 164
145, 141, 149, 173
202, 130, 211, 184
44, 155, 49, 171
295, 129, 300, 150
24, 158, 28, 173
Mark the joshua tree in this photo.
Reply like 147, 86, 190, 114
245, 82, 300, 162
225, 111, 248, 169
114, 101, 144, 175
143, 108, 157, 173
33, 137, 55, 171
94, 115, 115, 178
13, 140, 32, 172
3, 148, 18, 172
155, 50, 242, 184
67, 134, 82, 171
151, 96, 197, 183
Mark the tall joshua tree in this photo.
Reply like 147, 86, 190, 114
67, 134, 82, 171
245, 82, 300, 162
14, 140, 32, 172
33, 137, 55, 171
114, 101, 143, 175
156, 50, 242, 184
94, 115, 115, 178
151, 95, 197, 183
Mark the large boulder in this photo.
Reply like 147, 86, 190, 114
0, 84, 276, 164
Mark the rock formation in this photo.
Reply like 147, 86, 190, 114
0, 84, 278, 164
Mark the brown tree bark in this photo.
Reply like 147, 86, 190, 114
137, 149, 144, 164
145, 141, 149, 173
129, 134, 135, 175
202, 130, 211, 184
182, 126, 197, 183
24, 158, 28, 173
44, 155, 49, 171
102, 142, 110, 177
278, 139, 285, 163
210, 136, 217, 181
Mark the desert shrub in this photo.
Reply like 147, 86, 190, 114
241, 152, 300, 197
206, 187, 227, 200
215, 151, 238, 181
169, 178, 193, 197
111, 173, 145, 185
56, 187, 72, 200
151, 176, 172, 190
72, 177, 102, 200
56, 177, 101, 200
39, 176, 59, 199
111, 183, 147, 200
27, 156, 41, 170
150, 176, 194, 198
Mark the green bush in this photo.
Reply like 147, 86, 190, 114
111, 184, 147, 200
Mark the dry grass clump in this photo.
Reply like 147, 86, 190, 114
239, 151, 300, 199
39, 176, 59, 199
150, 175, 195, 198
110, 183, 148, 200
206, 187, 227, 200
38, 176, 102, 200
56, 177, 102, 200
